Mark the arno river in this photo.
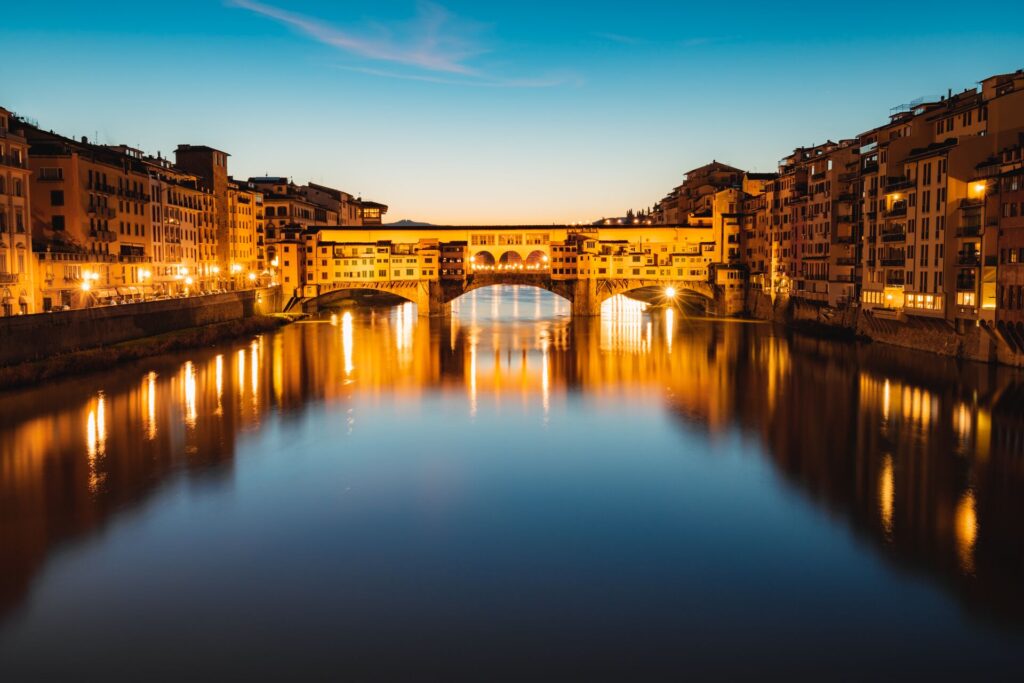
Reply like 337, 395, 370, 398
1, 286, 1023, 678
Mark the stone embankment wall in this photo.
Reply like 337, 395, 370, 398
744, 287, 1024, 368
0, 287, 282, 367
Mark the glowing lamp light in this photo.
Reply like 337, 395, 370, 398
81, 281, 92, 292
248, 272, 257, 282
972, 182, 986, 197
211, 266, 220, 275
185, 276, 194, 286
665, 286, 678, 298
271, 258, 279, 268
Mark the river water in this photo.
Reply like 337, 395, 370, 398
1, 286, 1023, 679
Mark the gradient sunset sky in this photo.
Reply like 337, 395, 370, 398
2, 1, 1022, 224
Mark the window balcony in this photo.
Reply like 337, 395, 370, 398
884, 204, 907, 218
90, 229, 117, 242
885, 176, 914, 192
881, 229, 906, 243
957, 252, 980, 266
88, 205, 117, 219
0, 272, 20, 284
880, 256, 905, 267
956, 276, 976, 291
956, 223, 981, 238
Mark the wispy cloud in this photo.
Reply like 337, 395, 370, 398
593, 31, 726, 49
337, 65, 581, 89
230, 0, 573, 87
593, 32, 645, 46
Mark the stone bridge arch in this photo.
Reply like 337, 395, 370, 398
577, 279, 719, 315
443, 273, 574, 305
294, 276, 722, 318
301, 281, 428, 313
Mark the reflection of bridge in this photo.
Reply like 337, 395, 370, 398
282, 225, 744, 316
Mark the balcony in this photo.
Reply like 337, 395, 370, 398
885, 273, 905, 286
835, 234, 856, 244
119, 254, 152, 264
863, 162, 879, 174
959, 197, 983, 209
87, 204, 116, 219
956, 223, 981, 238
119, 189, 151, 202
957, 253, 980, 267
90, 229, 117, 242
956, 276, 976, 291
835, 257, 857, 266
881, 256, 906, 267
90, 183, 117, 195
885, 176, 914, 192
836, 214, 854, 223
881, 229, 906, 243
837, 192, 857, 202
884, 204, 907, 218
839, 173, 858, 183
0, 272, 20, 284
832, 274, 856, 283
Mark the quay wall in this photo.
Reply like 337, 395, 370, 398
0, 287, 282, 367
744, 288, 1024, 368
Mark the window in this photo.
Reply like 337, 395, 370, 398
52, 215, 65, 231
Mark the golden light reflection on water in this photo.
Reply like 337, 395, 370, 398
146, 371, 157, 441
184, 361, 197, 427
879, 454, 894, 539
342, 311, 354, 377
1, 286, 1023, 623
956, 490, 978, 575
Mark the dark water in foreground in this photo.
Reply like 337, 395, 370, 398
1, 286, 1023, 679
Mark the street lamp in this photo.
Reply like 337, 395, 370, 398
665, 286, 678, 299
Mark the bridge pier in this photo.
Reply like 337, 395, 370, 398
417, 281, 451, 317
570, 279, 601, 316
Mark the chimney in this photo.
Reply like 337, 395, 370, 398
81, 136, 88, 144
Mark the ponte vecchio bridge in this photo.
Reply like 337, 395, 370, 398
279, 225, 745, 317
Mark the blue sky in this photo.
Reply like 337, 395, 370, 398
2, 1, 1022, 224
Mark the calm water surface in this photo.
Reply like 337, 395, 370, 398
1, 286, 1023, 679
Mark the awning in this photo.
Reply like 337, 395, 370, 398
96, 288, 117, 298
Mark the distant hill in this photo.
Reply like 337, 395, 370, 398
386, 219, 435, 227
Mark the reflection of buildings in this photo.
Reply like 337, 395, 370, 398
1, 288, 1023, 626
